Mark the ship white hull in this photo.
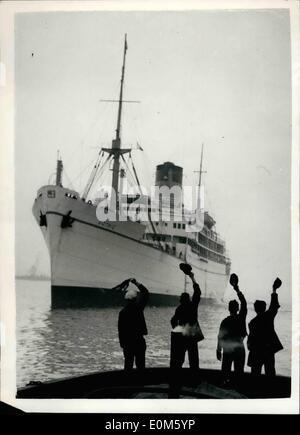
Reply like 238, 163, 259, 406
33, 186, 229, 307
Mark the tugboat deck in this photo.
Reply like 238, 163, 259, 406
16, 367, 291, 399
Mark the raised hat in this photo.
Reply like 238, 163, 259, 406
229, 273, 239, 287
179, 263, 192, 275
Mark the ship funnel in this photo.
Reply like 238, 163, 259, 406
155, 162, 183, 188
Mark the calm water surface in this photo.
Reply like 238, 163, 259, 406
16, 279, 291, 388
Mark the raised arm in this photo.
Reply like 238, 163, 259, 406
190, 273, 201, 306
268, 291, 280, 317
268, 278, 281, 318
131, 278, 149, 309
236, 288, 247, 317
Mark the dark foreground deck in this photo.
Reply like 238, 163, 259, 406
16, 368, 291, 399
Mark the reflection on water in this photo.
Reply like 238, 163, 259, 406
16, 280, 291, 387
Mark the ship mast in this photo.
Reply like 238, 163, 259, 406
197, 143, 204, 210
198, 144, 208, 297
112, 34, 127, 200
115, 34, 127, 142
183, 144, 205, 293
102, 34, 131, 219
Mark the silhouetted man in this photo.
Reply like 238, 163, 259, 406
247, 277, 283, 376
170, 267, 203, 371
118, 278, 149, 371
217, 273, 247, 383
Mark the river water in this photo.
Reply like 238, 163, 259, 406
16, 279, 292, 388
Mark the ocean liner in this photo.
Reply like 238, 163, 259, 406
32, 36, 231, 308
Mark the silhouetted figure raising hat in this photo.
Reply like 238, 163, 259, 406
217, 273, 247, 385
247, 278, 283, 376
118, 278, 149, 371
169, 263, 204, 397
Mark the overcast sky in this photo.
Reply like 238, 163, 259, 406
15, 9, 291, 304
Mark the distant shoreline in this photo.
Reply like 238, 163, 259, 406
15, 276, 50, 282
